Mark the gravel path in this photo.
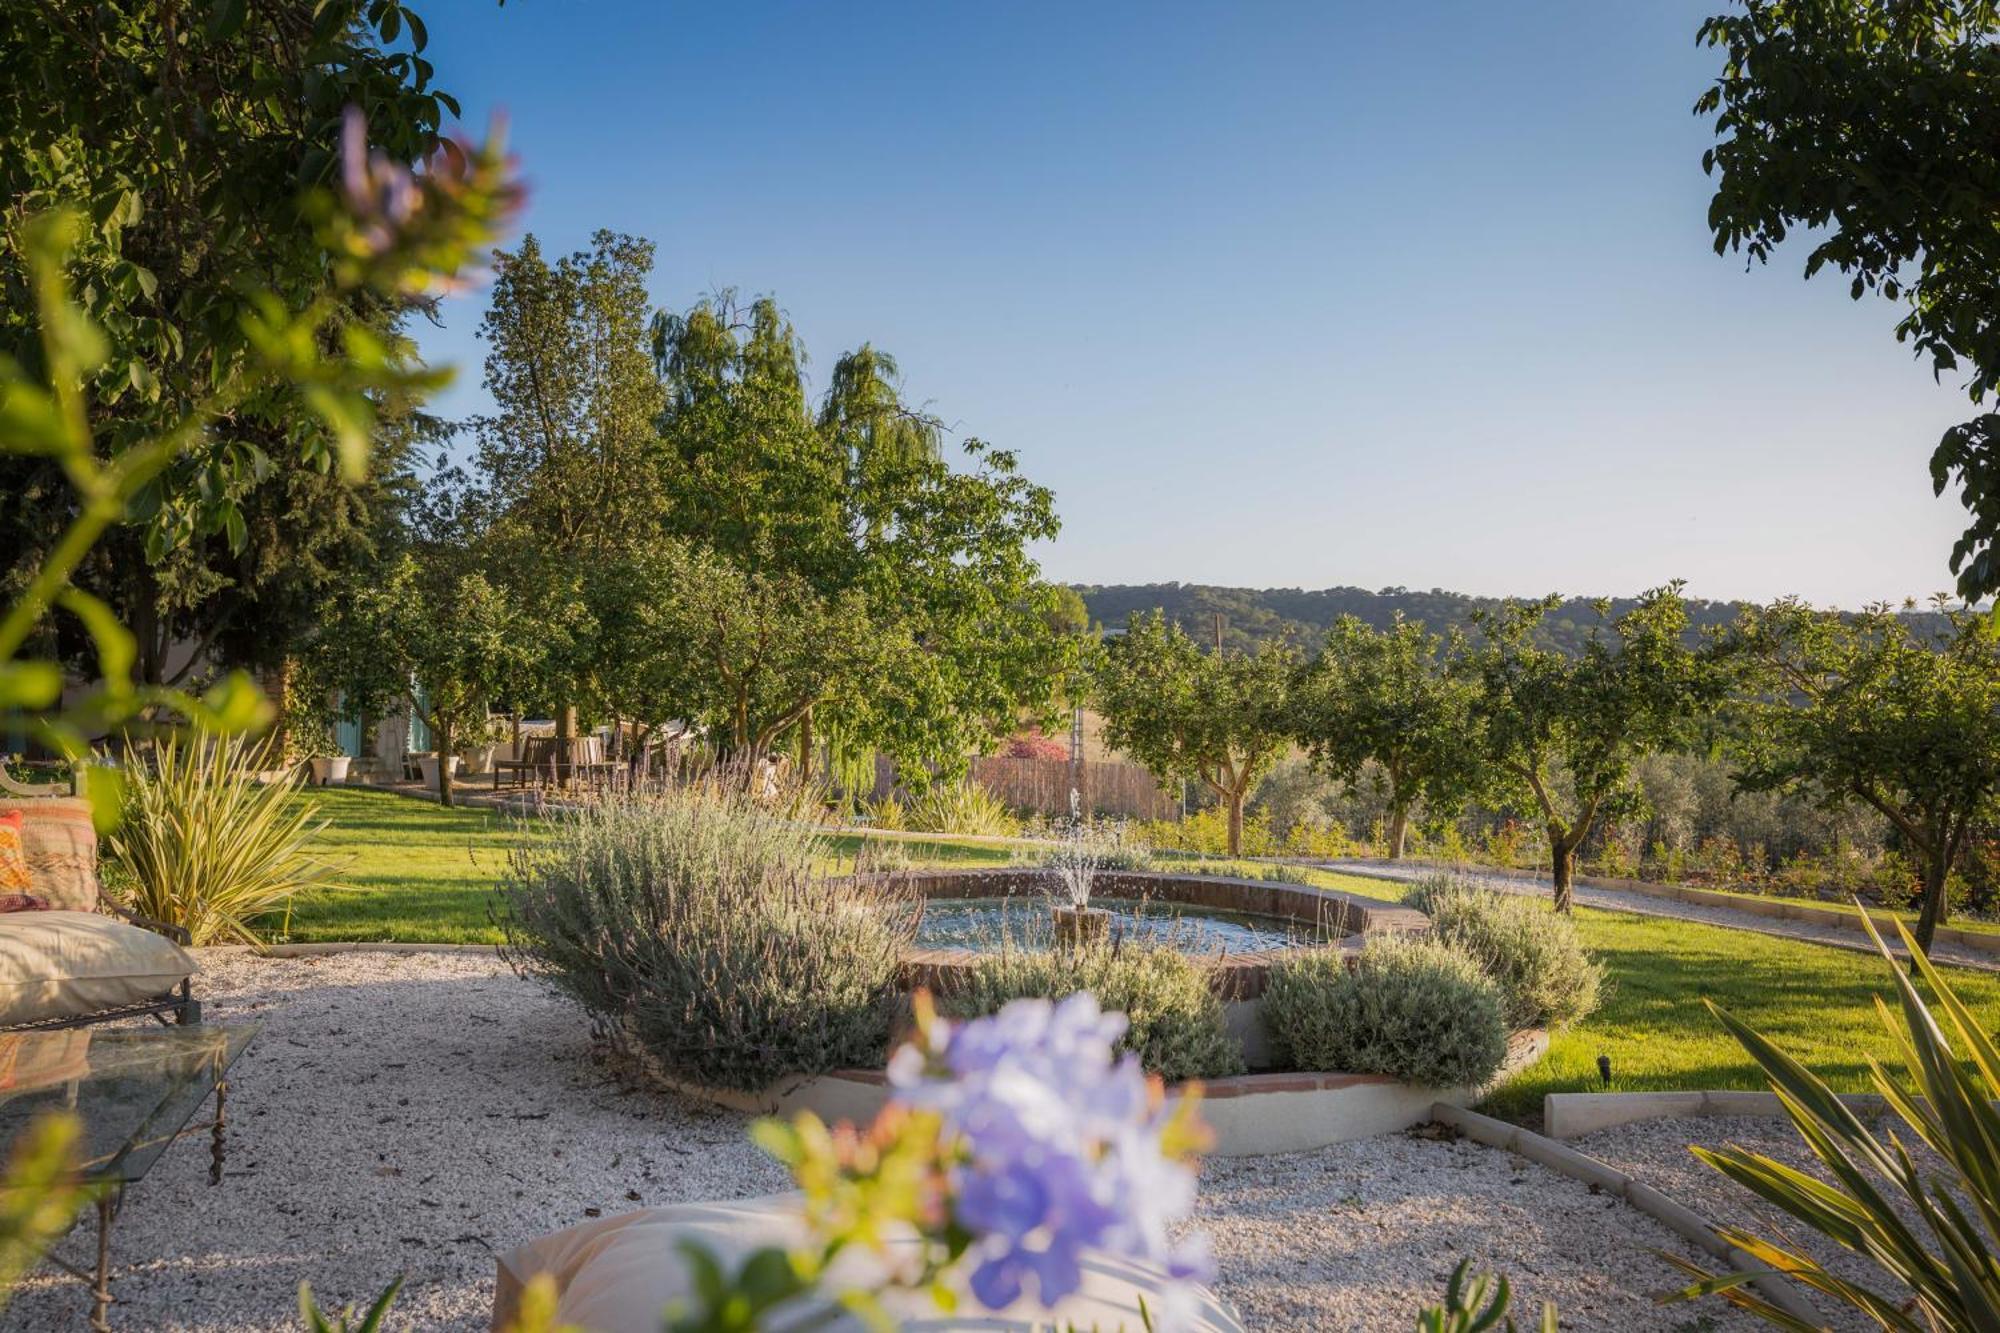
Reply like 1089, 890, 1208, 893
1320, 859, 2000, 973
9, 952, 1761, 1331
1577, 1113, 1951, 1333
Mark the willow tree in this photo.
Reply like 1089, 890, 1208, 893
1464, 585, 1721, 912
1729, 600, 2000, 952
1093, 611, 1298, 856
1291, 614, 1484, 858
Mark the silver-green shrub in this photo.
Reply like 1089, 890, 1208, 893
497, 785, 917, 1092
1402, 875, 1603, 1030
934, 942, 1243, 1081
1262, 935, 1508, 1087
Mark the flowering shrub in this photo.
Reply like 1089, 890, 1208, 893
1000, 728, 1070, 761
936, 942, 1244, 1081
675, 992, 1217, 1329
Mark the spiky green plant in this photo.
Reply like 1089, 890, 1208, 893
1415, 1259, 1557, 1332
905, 780, 1020, 837
107, 733, 339, 944
1661, 909, 2000, 1329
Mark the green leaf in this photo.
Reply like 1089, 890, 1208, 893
207, 0, 247, 37
0, 662, 63, 710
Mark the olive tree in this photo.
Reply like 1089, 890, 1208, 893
1291, 614, 1484, 859
1728, 599, 2000, 951
1093, 611, 1297, 857
1464, 585, 1721, 912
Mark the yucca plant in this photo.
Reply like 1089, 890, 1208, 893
1661, 909, 2000, 1329
108, 734, 340, 945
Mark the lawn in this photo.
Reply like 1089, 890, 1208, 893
277, 787, 2000, 1125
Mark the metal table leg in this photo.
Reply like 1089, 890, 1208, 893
210, 1079, 227, 1186
89, 1187, 121, 1333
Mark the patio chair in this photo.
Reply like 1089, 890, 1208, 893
0, 764, 197, 1032
491, 736, 559, 790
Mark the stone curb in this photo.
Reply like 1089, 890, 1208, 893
1429, 1102, 1823, 1325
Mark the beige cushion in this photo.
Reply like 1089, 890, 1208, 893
0, 797, 99, 912
0, 911, 195, 1026
495, 1192, 1243, 1332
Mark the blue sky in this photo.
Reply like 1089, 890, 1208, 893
410, 1, 1972, 606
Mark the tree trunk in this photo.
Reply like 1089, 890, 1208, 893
1227, 791, 1245, 858
555, 704, 575, 785
796, 707, 814, 787
1550, 833, 1577, 914
436, 720, 455, 808
1387, 803, 1411, 860
1915, 851, 1950, 954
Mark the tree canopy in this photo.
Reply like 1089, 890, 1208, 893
1291, 615, 1484, 859
1093, 611, 1298, 856
1464, 585, 1722, 910
1697, 0, 2000, 597
1728, 599, 2000, 949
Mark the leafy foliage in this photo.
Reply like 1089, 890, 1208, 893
0, 1113, 88, 1315
1292, 614, 1485, 858
1262, 935, 1508, 1087
497, 785, 917, 1092
1462, 584, 1723, 910
1402, 877, 1602, 1030
903, 781, 1020, 837
108, 733, 340, 945
1662, 913, 2000, 1330
933, 941, 1244, 1081
1696, 0, 2000, 598
1, 2, 474, 686
1727, 599, 2000, 950
1094, 610, 1297, 857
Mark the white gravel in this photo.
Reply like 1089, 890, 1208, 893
1321, 859, 2000, 974
1578, 1113, 1950, 1333
9, 953, 1764, 1331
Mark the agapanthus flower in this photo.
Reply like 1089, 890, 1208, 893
888, 992, 1213, 1322
334, 106, 526, 298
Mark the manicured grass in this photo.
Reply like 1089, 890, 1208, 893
276, 788, 2000, 1126
281, 787, 518, 942
1479, 904, 2000, 1120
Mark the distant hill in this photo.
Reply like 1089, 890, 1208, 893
1074, 582, 1780, 656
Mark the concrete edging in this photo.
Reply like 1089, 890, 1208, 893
1430, 1102, 1821, 1324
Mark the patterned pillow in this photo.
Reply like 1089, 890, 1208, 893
0, 813, 29, 893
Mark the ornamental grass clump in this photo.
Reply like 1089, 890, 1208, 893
108, 734, 339, 945
497, 784, 917, 1093
1403, 875, 1603, 1030
934, 941, 1243, 1081
1262, 935, 1508, 1087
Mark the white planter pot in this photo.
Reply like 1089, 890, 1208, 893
309, 756, 352, 787
416, 753, 460, 790
458, 745, 497, 776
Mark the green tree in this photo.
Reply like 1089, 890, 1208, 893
471, 230, 668, 748
650, 293, 1074, 781
1, 2, 465, 688
1696, 0, 2000, 597
1464, 585, 1720, 912
1728, 599, 2000, 951
332, 483, 528, 807
1093, 611, 1298, 857
1292, 615, 1485, 859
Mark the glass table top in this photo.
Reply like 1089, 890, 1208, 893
0, 1024, 259, 1184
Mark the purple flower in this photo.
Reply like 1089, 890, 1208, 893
890, 993, 1213, 1323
